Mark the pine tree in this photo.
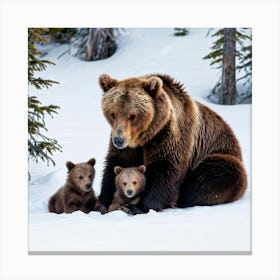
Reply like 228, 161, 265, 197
203, 28, 224, 68
49, 28, 77, 44
236, 28, 252, 101
203, 28, 252, 104
28, 28, 61, 170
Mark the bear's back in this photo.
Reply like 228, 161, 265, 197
149, 74, 242, 168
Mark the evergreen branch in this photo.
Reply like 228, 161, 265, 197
28, 28, 62, 169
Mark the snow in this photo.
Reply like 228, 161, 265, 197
28, 28, 251, 253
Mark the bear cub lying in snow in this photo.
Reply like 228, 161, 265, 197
109, 165, 146, 214
48, 158, 107, 214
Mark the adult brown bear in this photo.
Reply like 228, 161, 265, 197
98, 73, 247, 214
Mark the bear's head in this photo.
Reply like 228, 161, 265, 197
114, 165, 146, 198
66, 158, 96, 192
99, 74, 172, 149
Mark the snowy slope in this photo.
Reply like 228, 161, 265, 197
28, 28, 251, 253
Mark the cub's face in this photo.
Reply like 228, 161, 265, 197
114, 165, 146, 198
99, 74, 162, 149
66, 158, 96, 192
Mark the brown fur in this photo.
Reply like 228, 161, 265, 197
48, 158, 107, 214
109, 165, 146, 212
98, 73, 247, 213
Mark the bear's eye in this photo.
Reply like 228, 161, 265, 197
110, 113, 116, 120
79, 176, 83, 180
123, 182, 127, 186
132, 181, 137, 185
128, 114, 136, 121
89, 175, 92, 179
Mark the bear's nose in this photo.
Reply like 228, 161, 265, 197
85, 183, 92, 190
126, 189, 133, 196
113, 137, 124, 148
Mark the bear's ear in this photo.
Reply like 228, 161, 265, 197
99, 74, 118, 92
114, 166, 123, 175
66, 161, 75, 172
142, 77, 163, 98
87, 158, 96, 167
137, 165, 146, 174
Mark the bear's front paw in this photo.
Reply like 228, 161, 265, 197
108, 204, 119, 212
119, 205, 133, 214
99, 205, 108, 214
95, 201, 108, 214
124, 205, 145, 215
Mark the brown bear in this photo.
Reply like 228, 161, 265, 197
48, 158, 107, 214
108, 165, 146, 213
98, 73, 247, 214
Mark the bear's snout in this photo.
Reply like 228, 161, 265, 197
126, 189, 133, 197
85, 183, 92, 191
113, 137, 125, 149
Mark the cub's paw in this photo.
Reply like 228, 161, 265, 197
99, 205, 108, 214
122, 205, 145, 215
119, 205, 133, 214
95, 201, 108, 214
108, 204, 119, 212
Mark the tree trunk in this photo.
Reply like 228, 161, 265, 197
85, 28, 118, 61
85, 28, 97, 61
219, 28, 236, 105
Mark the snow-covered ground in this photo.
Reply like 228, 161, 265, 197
28, 28, 251, 253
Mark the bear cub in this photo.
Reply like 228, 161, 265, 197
109, 165, 146, 213
48, 158, 107, 214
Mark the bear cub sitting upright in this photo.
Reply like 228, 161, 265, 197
109, 165, 146, 214
48, 158, 107, 214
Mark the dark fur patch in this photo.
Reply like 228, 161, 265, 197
177, 154, 247, 207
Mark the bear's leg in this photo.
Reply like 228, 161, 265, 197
99, 156, 121, 208
177, 154, 247, 207
65, 202, 80, 213
48, 195, 63, 214
108, 201, 122, 212
95, 200, 108, 214
48, 195, 56, 213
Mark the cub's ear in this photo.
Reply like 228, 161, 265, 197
87, 158, 96, 167
114, 166, 123, 175
137, 165, 146, 174
142, 77, 163, 98
99, 74, 118, 92
66, 161, 75, 172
